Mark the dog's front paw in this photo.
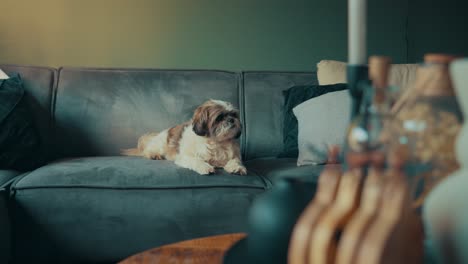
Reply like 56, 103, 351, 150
233, 165, 247, 175
143, 151, 163, 160
224, 160, 247, 175
194, 162, 215, 175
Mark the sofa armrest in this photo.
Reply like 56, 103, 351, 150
0, 170, 20, 187
0, 188, 11, 262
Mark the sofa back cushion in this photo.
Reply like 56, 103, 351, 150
242, 71, 317, 160
0, 65, 56, 161
54, 68, 240, 158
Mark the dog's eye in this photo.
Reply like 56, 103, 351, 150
215, 114, 225, 122
227, 112, 239, 119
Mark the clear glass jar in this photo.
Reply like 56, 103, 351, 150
346, 82, 394, 155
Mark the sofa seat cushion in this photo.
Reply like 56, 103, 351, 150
11, 156, 266, 263
0, 170, 19, 186
245, 158, 339, 185
13, 156, 266, 189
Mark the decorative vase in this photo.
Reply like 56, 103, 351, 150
423, 59, 468, 264
390, 54, 463, 207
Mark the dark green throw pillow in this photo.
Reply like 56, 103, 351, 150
278, 83, 348, 158
0, 74, 44, 171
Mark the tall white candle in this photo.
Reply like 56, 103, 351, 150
348, 0, 367, 65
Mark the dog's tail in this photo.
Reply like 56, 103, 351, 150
121, 148, 143, 156
121, 132, 159, 157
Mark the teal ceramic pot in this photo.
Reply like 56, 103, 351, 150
247, 178, 316, 264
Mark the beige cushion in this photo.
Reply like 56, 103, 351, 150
317, 60, 419, 91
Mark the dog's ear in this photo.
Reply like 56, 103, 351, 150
192, 105, 210, 136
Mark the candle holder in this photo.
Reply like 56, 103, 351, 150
346, 64, 369, 120
342, 64, 369, 169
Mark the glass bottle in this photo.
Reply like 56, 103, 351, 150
346, 56, 393, 160
390, 54, 464, 208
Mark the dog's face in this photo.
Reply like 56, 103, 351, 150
192, 100, 242, 141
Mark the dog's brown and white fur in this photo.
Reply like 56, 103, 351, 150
121, 100, 247, 175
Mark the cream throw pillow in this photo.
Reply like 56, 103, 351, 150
317, 60, 418, 91
293, 90, 351, 166
0, 69, 9, 80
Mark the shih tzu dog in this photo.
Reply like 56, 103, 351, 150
121, 100, 247, 175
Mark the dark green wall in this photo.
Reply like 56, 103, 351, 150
0, 0, 466, 71
408, 0, 468, 62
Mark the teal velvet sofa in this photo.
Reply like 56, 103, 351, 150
0, 64, 325, 263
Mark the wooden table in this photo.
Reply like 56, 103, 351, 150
119, 233, 246, 264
